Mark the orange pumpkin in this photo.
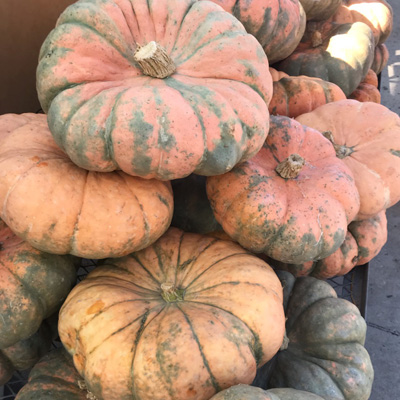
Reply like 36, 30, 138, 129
296, 100, 400, 219
58, 228, 285, 400
371, 43, 389, 75
0, 113, 173, 258
349, 69, 381, 103
207, 116, 360, 264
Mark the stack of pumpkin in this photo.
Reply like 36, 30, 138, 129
0, 0, 397, 399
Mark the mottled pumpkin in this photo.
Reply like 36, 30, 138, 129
299, 0, 342, 21
296, 100, 400, 219
269, 75, 346, 118
371, 43, 389, 75
349, 69, 381, 103
207, 0, 306, 64
210, 384, 324, 399
207, 116, 360, 264
267, 271, 374, 400
15, 349, 90, 400
276, 22, 375, 96
0, 219, 76, 349
0, 113, 173, 258
58, 228, 285, 400
36, 0, 273, 180
0, 315, 57, 386
270, 210, 387, 279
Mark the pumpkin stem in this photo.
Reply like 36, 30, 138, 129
78, 380, 98, 400
161, 282, 185, 303
322, 131, 354, 159
311, 30, 323, 47
280, 330, 290, 351
275, 154, 305, 179
134, 41, 176, 79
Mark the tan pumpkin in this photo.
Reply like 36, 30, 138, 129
296, 100, 400, 219
58, 228, 285, 400
0, 113, 173, 258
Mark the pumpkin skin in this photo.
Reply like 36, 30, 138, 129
0, 219, 77, 349
207, 116, 360, 264
269, 68, 289, 82
270, 210, 387, 279
15, 349, 89, 400
0, 315, 57, 386
371, 43, 389, 75
210, 384, 324, 399
207, 0, 306, 64
299, 0, 342, 21
269, 75, 346, 118
58, 228, 285, 400
36, 0, 273, 180
296, 100, 400, 219
0, 113, 173, 258
268, 271, 374, 400
348, 70, 381, 103
276, 22, 375, 96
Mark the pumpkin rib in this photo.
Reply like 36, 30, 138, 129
131, 253, 163, 285
174, 229, 186, 285
177, 303, 222, 392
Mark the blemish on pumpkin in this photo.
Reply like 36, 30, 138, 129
37, 162, 48, 167
86, 300, 105, 314
30, 156, 40, 162
390, 149, 400, 157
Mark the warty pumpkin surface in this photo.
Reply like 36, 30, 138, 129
269, 75, 346, 118
206, 116, 360, 264
268, 271, 374, 400
210, 384, 324, 399
276, 21, 375, 96
0, 219, 76, 349
296, 99, 400, 219
207, 0, 306, 64
58, 228, 285, 400
15, 348, 90, 400
0, 113, 173, 258
36, 0, 273, 180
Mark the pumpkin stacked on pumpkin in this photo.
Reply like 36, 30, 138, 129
0, 0, 397, 398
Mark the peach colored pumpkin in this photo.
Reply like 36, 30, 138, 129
207, 116, 360, 264
349, 70, 381, 103
296, 100, 400, 219
58, 228, 285, 400
0, 113, 173, 258
36, 0, 273, 180
269, 68, 289, 82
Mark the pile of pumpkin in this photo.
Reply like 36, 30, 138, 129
0, 0, 397, 399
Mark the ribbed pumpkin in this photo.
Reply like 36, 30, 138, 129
207, 0, 306, 64
270, 210, 387, 279
0, 315, 57, 386
58, 228, 285, 400
0, 113, 173, 258
296, 100, 400, 219
299, 0, 342, 21
349, 69, 381, 103
210, 384, 324, 399
36, 0, 273, 180
267, 271, 374, 400
276, 21, 375, 96
15, 349, 90, 400
269, 75, 346, 118
269, 68, 289, 82
207, 116, 360, 264
371, 43, 389, 75
0, 219, 77, 349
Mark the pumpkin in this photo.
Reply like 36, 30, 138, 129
296, 100, 400, 219
0, 218, 77, 349
210, 384, 324, 399
266, 271, 374, 400
15, 348, 90, 400
269, 75, 346, 118
58, 228, 285, 400
348, 69, 381, 103
0, 314, 58, 386
207, 115, 360, 264
329, 0, 393, 45
276, 21, 375, 96
299, 0, 342, 21
207, 0, 306, 64
269, 68, 289, 82
36, 0, 273, 180
270, 210, 387, 279
171, 175, 221, 234
0, 113, 173, 258
371, 43, 389, 75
